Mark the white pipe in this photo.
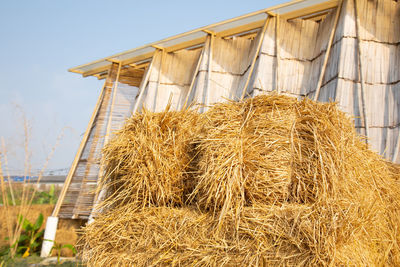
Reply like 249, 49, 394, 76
40, 216, 59, 257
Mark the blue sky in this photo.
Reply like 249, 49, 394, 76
0, 0, 285, 172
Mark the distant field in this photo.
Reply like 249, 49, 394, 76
0, 183, 62, 205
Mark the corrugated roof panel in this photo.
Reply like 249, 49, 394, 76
157, 31, 207, 48
77, 60, 111, 73
112, 46, 156, 61
272, 0, 330, 14
70, 0, 337, 76
207, 13, 268, 33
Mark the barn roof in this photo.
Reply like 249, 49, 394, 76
69, 0, 339, 79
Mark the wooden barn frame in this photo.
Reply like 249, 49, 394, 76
41, 0, 400, 256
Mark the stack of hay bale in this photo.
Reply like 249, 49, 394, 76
79, 95, 400, 266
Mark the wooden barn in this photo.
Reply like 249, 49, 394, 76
40, 1, 400, 255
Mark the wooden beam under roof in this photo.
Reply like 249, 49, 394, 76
281, 0, 338, 20
83, 51, 154, 77
84, 37, 208, 78
97, 62, 149, 81
129, 59, 151, 68
72, 0, 340, 79
97, 66, 145, 86
164, 36, 208, 53
81, 21, 267, 78
304, 13, 330, 21
216, 20, 265, 38
119, 68, 145, 87
69, 69, 83, 74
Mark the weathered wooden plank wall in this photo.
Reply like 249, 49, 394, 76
58, 64, 118, 218
141, 49, 202, 112
59, 0, 400, 219
333, 0, 400, 160
58, 65, 140, 219
191, 33, 260, 111
252, 8, 338, 98
250, 0, 399, 162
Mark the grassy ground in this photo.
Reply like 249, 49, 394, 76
0, 204, 81, 258
4, 256, 84, 266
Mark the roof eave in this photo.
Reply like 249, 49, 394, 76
69, 0, 338, 78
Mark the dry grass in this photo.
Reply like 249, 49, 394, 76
0, 114, 68, 258
0, 204, 80, 257
95, 106, 202, 214
80, 95, 400, 266
189, 95, 298, 227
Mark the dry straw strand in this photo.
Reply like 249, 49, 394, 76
80, 94, 400, 266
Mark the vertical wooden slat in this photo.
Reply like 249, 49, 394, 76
88, 63, 122, 221
155, 50, 165, 110
275, 15, 281, 94
104, 63, 122, 145
95, 63, 122, 191
183, 50, 204, 109
314, 1, 343, 101
71, 63, 119, 218
393, 132, 400, 162
354, 0, 369, 143
132, 55, 156, 114
52, 64, 116, 217
206, 33, 214, 107
240, 16, 271, 101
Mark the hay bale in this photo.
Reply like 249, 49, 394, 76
81, 95, 400, 266
190, 95, 400, 264
97, 107, 202, 212
189, 95, 298, 224
80, 204, 312, 266
80, 205, 213, 266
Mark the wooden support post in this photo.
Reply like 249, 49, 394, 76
354, 0, 369, 143
183, 50, 204, 109
151, 44, 164, 50
240, 15, 270, 101
393, 132, 400, 163
275, 15, 281, 94
314, 1, 342, 101
154, 50, 165, 110
132, 54, 156, 114
106, 58, 121, 64
89, 63, 122, 220
202, 29, 216, 36
206, 34, 214, 107
52, 70, 112, 217
71, 63, 118, 219
104, 62, 122, 145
